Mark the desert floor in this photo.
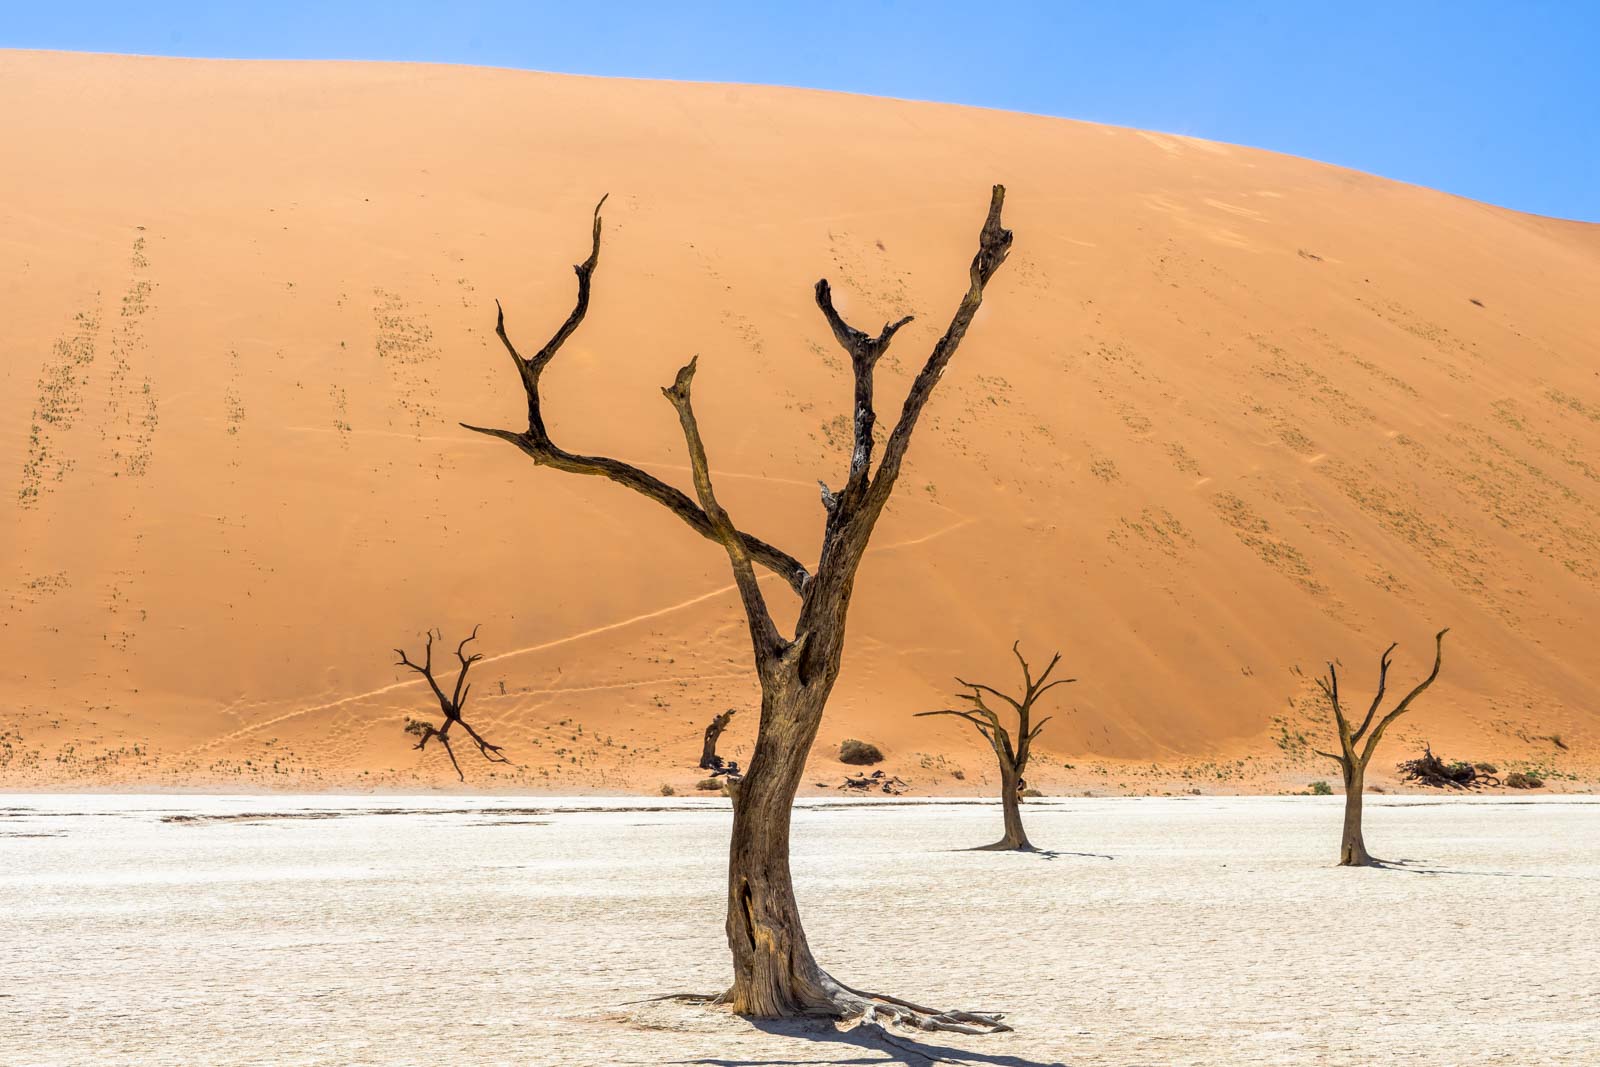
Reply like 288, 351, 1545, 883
4, 794, 1597, 1066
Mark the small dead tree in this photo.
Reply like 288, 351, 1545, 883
700, 708, 738, 770
394, 625, 510, 782
462, 188, 1014, 1032
917, 642, 1072, 851
1314, 628, 1448, 866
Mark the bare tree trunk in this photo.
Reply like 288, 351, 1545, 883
987, 763, 1032, 851
725, 683, 833, 1014
700, 709, 736, 770
1338, 761, 1372, 867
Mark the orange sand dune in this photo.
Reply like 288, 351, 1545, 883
3, 50, 1597, 794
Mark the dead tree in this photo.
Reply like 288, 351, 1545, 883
1313, 629, 1448, 866
916, 642, 1072, 851
700, 708, 738, 770
1397, 744, 1499, 789
462, 188, 1014, 1033
394, 625, 510, 782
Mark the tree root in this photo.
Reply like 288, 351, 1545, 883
829, 981, 1011, 1035
650, 979, 1010, 1037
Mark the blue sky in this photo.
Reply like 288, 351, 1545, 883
8, 2, 1597, 221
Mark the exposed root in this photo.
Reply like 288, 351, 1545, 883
969, 838, 1036, 852
641, 979, 1010, 1038
832, 982, 1012, 1035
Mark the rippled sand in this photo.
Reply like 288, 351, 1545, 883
3, 795, 1597, 1066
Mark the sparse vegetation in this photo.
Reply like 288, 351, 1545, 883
838, 738, 883, 765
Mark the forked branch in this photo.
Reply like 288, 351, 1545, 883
1316, 629, 1449, 772
395, 625, 510, 782
662, 357, 783, 661
461, 196, 810, 596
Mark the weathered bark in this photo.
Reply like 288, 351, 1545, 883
994, 765, 1031, 851
700, 708, 737, 770
464, 187, 1015, 1032
1313, 629, 1447, 867
725, 678, 832, 1014
1338, 762, 1370, 867
917, 641, 1070, 852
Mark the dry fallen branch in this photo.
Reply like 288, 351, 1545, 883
1398, 745, 1501, 789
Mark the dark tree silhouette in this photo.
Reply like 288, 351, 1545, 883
462, 188, 1015, 1033
1313, 628, 1448, 866
700, 708, 738, 771
917, 642, 1072, 851
395, 625, 509, 782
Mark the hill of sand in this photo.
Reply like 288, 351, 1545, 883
3, 50, 1597, 795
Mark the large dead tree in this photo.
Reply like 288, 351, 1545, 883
917, 642, 1071, 851
395, 625, 510, 782
463, 189, 1014, 1033
1313, 629, 1448, 866
700, 708, 738, 771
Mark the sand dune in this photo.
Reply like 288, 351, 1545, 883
2, 50, 1597, 793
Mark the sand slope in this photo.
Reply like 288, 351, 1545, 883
2, 50, 1597, 792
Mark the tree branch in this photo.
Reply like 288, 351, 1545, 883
956, 677, 1024, 715
662, 357, 784, 660
1361, 629, 1448, 765
814, 279, 914, 510
462, 195, 810, 596
1350, 642, 1396, 742
864, 185, 1012, 514
450, 623, 483, 708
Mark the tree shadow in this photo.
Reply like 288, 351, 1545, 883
672, 1015, 1068, 1066
944, 845, 1113, 861
1361, 857, 1560, 879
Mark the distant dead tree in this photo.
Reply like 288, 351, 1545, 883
462, 188, 1014, 1033
700, 708, 738, 771
917, 642, 1072, 851
394, 625, 510, 782
1314, 629, 1448, 866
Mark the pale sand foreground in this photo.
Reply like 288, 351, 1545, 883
3, 795, 1596, 1066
